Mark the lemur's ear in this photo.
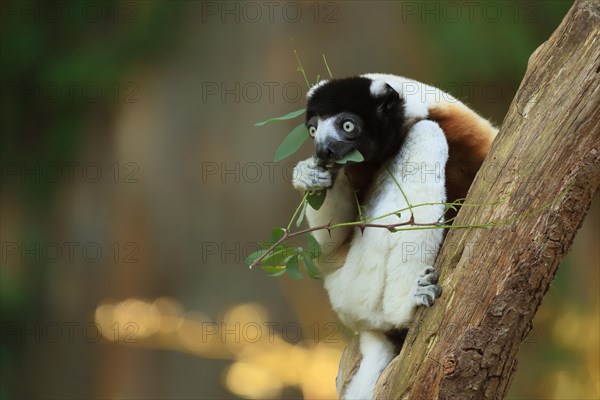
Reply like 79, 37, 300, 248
377, 83, 401, 115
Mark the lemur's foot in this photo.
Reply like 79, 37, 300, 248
292, 156, 336, 191
414, 267, 442, 307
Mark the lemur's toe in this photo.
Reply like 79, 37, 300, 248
414, 283, 442, 307
415, 268, 442, 306
418, 268, 439, 286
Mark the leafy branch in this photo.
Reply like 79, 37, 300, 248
246, 180, 571, 279
247, 197, 463, 276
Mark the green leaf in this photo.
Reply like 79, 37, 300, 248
261, 265, 286, 277
271, 227, 286, 241
245, 249, 268, 266
262, 245, 295, 267
296, 201, 308, 227
306, 234, 322, 258
302, 253, 321, 279
255, 109, 305, 127
306, 189, 326, 210
286, 256, 303, 280
274, 123, 309, 162
335, 149, 364, 164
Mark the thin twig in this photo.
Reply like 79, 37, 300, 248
292, 39, 311, 89
287, 192, 309, 232
353, 191, 364, 221
322, 54, 333, 78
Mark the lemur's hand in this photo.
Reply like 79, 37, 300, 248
292, 156, 337, 191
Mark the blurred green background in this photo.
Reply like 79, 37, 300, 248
1, 1, 598, 399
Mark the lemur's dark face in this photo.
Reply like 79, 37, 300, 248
306, 77, 406, 165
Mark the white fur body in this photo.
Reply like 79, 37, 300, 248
320, 120, 448, 332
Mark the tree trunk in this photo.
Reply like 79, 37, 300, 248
338, 1, 600, 398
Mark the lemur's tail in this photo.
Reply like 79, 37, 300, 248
341, 331, 398, 400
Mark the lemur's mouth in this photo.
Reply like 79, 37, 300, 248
316, 158, 340, 170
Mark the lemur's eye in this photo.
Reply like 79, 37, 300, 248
342, 120, 355, 133
308, 126, 317, 138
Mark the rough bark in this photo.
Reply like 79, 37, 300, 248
338, 1, 600, 398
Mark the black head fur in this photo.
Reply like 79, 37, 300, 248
306, 76, 407, 163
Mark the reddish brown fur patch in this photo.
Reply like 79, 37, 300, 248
428, 102, 498, 217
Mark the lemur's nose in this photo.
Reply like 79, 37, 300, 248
316, 142, 334, 161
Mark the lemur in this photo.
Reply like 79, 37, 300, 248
291, 73, 497, 399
